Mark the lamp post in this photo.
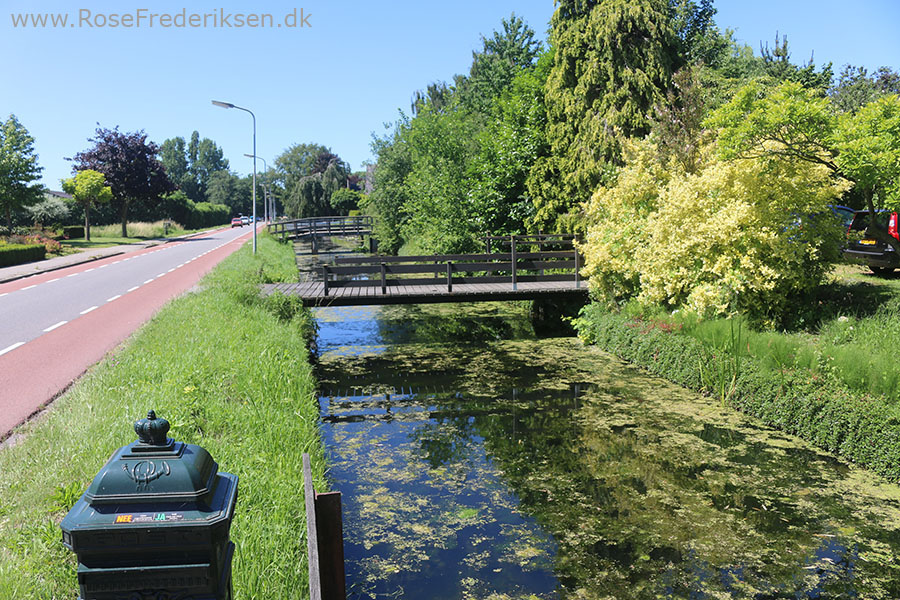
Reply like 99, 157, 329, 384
244, 154, 269, 223
212, 100, 257, 254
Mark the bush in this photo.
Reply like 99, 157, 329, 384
580, 138, 849, 322
62, 226, 84, 239
22, 234, 62, 255
575, 303, 900, 482
0, 243, 45, 267
187, 202, 230, 229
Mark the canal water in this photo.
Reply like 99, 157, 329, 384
308, 250, 900, 599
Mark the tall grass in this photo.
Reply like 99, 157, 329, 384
626, 297, 900, 403
90, 220, 186, 239
0, 234, 324, 599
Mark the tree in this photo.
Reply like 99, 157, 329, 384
70, 127, 174, 237
705, 81, 837, 170
470, 49, 552, 236
207, 170, 253, 215
61, 169, 112, 241
27, 195, 69, 229
528, 0, 678, 232
457, 14, 542, 114
159, 131, 229, 203
0, 114, 43, 231
829, 65, 900, 114
758, 34, 833, 92
833, 94, 900, 248
651, 66, 705, 174
330, 188, 363, 215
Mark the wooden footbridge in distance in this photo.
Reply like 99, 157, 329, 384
262, 234, 589, 307
267, 216, 374, 253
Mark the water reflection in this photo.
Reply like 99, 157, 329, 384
315, 303, 900, 599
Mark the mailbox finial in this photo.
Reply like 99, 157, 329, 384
134, 409, 170, 446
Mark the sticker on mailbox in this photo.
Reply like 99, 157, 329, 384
114, 512, 185, 524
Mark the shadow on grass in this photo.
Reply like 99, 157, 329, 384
777, 266, 900, 332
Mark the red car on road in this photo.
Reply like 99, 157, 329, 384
230, 217, 243, 228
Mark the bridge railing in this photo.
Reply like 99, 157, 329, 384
321, 238, 582, 296
268, 216, 374, 242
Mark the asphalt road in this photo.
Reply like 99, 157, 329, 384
0, 225, 258, 439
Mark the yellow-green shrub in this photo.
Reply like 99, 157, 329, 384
581, 138, 849, 321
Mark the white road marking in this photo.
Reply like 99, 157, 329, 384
107, 295, 122, 302
47, 278, 60, 283
85, 268, 95, 272
80, 306, 98, 315
43, 321, 67, 332
167, 268, 175, 273
0, 293, 8, 298
157, 273, 166, 278
127, 286, 140, 292
66, 273, 79, 278
0, 342, 25, 356
22, 284, 37, 290
98, 264, 108, 269
143, 279, 154, 285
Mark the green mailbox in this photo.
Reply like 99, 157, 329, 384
60, 410, 239, 600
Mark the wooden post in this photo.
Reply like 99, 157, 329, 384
315, 492, 346, 600
303, 454, 322, 600
574, 246, 581, 289
511, 235, 517, 291
486, 237, 492, 254
303, 454, 347, 600
446, 261, 453, 292
323, 266, 329, 296
381, 262, 387, 295
312, 221, 318, 255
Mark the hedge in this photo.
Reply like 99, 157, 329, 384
62, 226, 84, 239
0, 244, 46, 267
186, 202, 231, 229
575, 303, 900, 482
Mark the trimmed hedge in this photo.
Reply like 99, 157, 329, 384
62, 226, 84, 239
0, 243, 45, 267
186, 202, 230, 229
575, 303, 900, 482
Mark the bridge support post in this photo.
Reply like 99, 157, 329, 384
574, 246, 581, 289
446, 262, 453, 292
511, 235, 517, 291
312, 221, 318, 255
381, 263, 387, 295
323, 266, 329, 296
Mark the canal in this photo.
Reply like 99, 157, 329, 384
305, 246, 900, 599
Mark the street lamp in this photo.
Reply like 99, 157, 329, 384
212, 100, 257, 254
244, 154, 270, 223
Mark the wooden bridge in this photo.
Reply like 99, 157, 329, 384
263, 234, 589, 306
267, 216, 374, 253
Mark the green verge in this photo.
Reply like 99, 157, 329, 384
574, 303, 900, 483
0, 234, 325, 599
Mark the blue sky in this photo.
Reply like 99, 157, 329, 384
2, 0, 897, 190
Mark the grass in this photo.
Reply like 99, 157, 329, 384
0, 233, 325, 599
605, 262, 900, 403
59, 221, 214, 251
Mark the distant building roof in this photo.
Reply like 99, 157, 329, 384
44, 190, 72, 200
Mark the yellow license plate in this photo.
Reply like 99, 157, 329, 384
860, 239, 877, 245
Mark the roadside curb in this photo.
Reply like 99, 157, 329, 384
0, 228, 224, 285
0, 249, 129, 284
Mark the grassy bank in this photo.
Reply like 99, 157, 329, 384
574, 267, 900, 482
0, 234, 325, 598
